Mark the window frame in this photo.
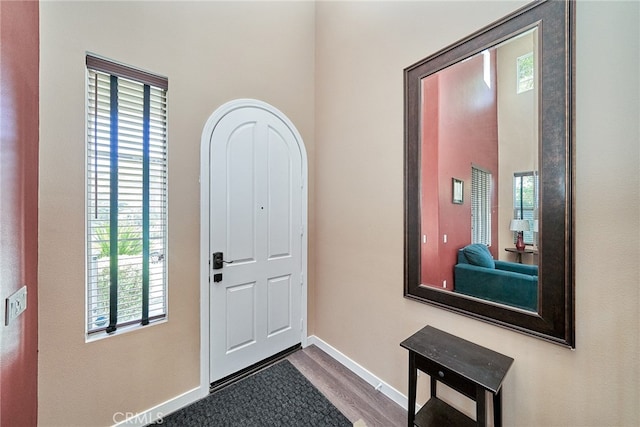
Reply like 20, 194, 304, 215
513, 171, 539, 246
516, 51, 534, 94
85, 54, 169, 337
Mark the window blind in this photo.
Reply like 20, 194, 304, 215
471, 166, 492, 246
86, 57, 167, 334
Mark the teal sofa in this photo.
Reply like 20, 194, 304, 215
454, 244, 538, 311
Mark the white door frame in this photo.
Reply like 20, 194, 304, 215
199, 99, 308, 394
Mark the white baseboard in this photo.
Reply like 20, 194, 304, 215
306, 335, 409, 410
112, 386, 206, 427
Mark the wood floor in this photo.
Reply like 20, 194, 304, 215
286, 345, 407, 427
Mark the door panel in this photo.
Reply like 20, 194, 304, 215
267, 275, 292, 336
267, 127, 292, 259
225, 282, 256, 352
227, 122, 258, 263
209, 105, 303, 382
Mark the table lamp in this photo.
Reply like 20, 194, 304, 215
510, 219, 530, 251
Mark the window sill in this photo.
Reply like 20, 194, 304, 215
85, 317, 167, 343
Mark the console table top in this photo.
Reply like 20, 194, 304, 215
400, 325, 514, 393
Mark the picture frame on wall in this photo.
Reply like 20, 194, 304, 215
452, 178, 463, 204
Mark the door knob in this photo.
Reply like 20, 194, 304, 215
212, 252, 233, 269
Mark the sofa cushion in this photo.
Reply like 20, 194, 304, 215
463, 244, 495, 269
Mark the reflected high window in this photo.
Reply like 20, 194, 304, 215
517, 52, 534, 93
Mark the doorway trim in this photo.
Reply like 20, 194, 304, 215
199, 98, 308, 394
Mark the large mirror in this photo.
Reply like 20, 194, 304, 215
404, 0, 575, 347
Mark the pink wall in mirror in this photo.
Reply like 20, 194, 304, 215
420, 51, 499, 290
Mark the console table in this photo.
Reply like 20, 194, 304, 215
400, 326, 514, 427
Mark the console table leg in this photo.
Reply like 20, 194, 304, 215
476, 387, 486, 427
408, 353, 417, 427
493, 389, 503, 427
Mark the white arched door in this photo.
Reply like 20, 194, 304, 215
201, 99, 307, 384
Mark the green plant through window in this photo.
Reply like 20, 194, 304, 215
94, 225, 143, 257
92, 225, 143, 327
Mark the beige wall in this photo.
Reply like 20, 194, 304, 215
39, 1, 639, 426
315, 1, 638, 426
497, 31, 539, 261
38, 1, 315, 425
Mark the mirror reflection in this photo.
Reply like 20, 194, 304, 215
420, 27, 539, 311
405, 0, 574, 347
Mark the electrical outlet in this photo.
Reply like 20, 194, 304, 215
5, 286, 27, 326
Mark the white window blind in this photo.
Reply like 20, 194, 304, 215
471, 166, 492, 246
86, 55, 168, 335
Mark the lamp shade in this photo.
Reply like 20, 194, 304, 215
510, 219, 530, 232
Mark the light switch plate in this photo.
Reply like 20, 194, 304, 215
5, 285, 27, 326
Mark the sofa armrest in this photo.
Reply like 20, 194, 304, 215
495, 260, 538, 276
454, 263, 538, 311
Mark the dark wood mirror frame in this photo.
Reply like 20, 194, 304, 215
404, 0, 575, 348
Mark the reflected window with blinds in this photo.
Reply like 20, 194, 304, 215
86, 54, 168, 335
471, 166, 492, 246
